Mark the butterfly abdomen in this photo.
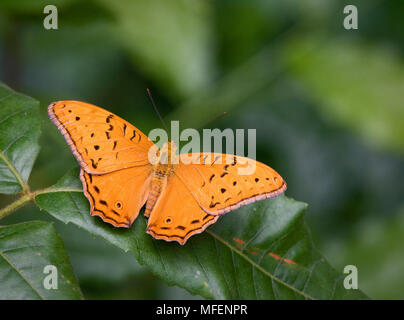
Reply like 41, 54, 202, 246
145, 164, 172, 217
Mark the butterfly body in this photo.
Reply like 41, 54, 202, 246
145, 142, 176, 217
49, 100, 287, 245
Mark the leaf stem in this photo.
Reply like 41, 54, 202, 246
0, 194, 32, 220
0, 187, 82, 220
32, 187, 83, 197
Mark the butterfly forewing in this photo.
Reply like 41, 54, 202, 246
175, 153, 286, 215
48, 100, 154, 174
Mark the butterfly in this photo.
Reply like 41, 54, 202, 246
48, 100, 286, 244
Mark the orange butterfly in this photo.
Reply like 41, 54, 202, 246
48, 100, 286, 244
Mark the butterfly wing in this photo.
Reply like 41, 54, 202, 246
48, 100, 154, 174
146, 174, 219, 245
80, 166, 152, 227
176, 153, 286, 215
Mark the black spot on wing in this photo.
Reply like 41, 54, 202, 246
106, 114, 113, 123
209, 201, 221, 208
91, 159, 98, 169
130, 130, 137, 141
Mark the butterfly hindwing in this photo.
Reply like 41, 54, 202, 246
146, 174, 219, 245
49, 100, 154, 174
175, 153, 286, 215
80, 166, 152, 227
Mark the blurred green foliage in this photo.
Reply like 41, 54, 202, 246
0, 0, 403, 299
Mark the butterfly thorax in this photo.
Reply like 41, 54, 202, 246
145, 141, 178, 217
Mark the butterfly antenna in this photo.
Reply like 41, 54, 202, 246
147, 88, 169, 132
197, 111, 227, 130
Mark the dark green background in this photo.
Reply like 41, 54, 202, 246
1, 0, 403, 299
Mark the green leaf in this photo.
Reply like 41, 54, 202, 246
0, 82, 40, 194
0, 221, 83, 299
57, 222, 147, 282
36, 168, 368, 299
